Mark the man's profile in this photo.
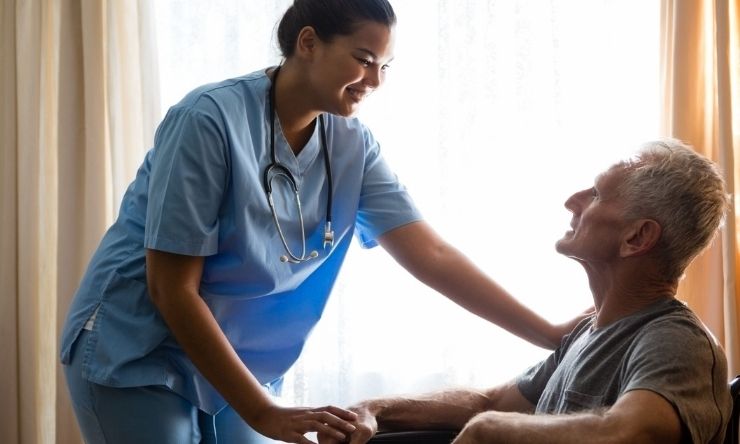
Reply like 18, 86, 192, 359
322, 139, 733, 444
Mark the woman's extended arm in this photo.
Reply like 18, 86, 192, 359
145, 249, 357, 444
378, 221, 586, 349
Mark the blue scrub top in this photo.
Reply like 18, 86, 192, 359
59, 69, 422, 414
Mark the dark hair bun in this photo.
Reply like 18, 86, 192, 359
276, 0, 396, 57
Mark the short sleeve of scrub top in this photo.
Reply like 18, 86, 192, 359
353, 125, 420, 248
145, 103, 229, 256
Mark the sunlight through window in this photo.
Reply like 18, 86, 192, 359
155, 0, 661, 406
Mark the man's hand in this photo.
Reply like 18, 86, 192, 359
318, 404, 378, 444
317, 382, 529, 444
252, 404, 358, 444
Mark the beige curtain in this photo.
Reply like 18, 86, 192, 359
662, 0, 740, 377
0, 0, 736, 441
0, 0, 159, 442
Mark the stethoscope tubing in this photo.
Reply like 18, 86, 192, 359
264, 66, 334, 263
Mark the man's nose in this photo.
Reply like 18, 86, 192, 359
564, 189, 589, 213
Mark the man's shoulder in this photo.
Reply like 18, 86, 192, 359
632, 299, 719, 348
619, 300, 731, 444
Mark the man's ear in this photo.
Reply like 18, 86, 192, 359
295, 26, 319, 59
620, 219, 662, 257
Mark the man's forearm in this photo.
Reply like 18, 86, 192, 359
452, 389, 682, 444
455, 410, 611, 444
456, 409, 676, 444
358, 389, 493, 432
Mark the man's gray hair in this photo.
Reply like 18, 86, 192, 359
618, 139, 730, 281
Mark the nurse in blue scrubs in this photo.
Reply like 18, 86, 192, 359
60, 0, 583, 443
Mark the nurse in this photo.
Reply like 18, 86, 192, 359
60, 0, 583, 443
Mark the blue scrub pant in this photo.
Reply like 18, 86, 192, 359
64, 330, 276, 444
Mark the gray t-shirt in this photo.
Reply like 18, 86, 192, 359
517, 298, 732, 444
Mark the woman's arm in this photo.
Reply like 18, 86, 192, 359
378, 221, 585, 349
146, 249, 357, 444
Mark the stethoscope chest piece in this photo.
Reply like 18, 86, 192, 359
323, 221, 334, 249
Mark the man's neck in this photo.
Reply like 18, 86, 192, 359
593, 290, 674, 328
588, 267, 677, 329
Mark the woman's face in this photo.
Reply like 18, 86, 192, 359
308, 21, 395, 117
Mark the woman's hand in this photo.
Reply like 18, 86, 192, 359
317, 404, 377, 444
252, 404, 359, 444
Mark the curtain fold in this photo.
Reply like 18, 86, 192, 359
1, 1, 160, 442
0, 0, 19, 440
2, 2, 61, 443
662, 0, 740, 376
715, 0, 740, 378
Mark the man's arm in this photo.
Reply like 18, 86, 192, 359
453, 389, 682, 444
320, 380, 534, 444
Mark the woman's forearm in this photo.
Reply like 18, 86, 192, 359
149, 280, 275, 423
145, 250, 275, 425
146, 249, 359, 443
380, 222, 562, 349
419, 249, 559, 348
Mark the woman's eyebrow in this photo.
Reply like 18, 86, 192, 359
354, 48, 378, 59
354, 47, 395, 64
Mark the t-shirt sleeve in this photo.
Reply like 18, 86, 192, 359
354, 125, 422, 248
144, 104, 230, 256
621, 318, 730, 444
517, 355, 558, 406
516, 321, 587, 406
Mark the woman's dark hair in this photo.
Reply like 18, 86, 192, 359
277, 0, 396, 57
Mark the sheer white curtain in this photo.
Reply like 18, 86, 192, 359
154, 0, 661, 407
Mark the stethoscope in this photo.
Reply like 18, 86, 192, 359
263, 66, 334, 264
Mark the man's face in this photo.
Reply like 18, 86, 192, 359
555, 164, 630, 265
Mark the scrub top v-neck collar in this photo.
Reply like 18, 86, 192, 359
266, 71, 323, 179
271, 115, 322, 177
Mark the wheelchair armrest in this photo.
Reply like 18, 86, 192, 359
367, 429, 459, 444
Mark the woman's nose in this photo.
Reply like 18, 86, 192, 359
363, 67, 383, 88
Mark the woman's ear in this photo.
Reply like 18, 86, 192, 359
295, 26, 319, 59
620, 219, 662, 257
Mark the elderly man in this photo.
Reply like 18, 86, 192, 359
326, 140, 733, 444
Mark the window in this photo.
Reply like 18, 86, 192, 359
155, 0, 661, 406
